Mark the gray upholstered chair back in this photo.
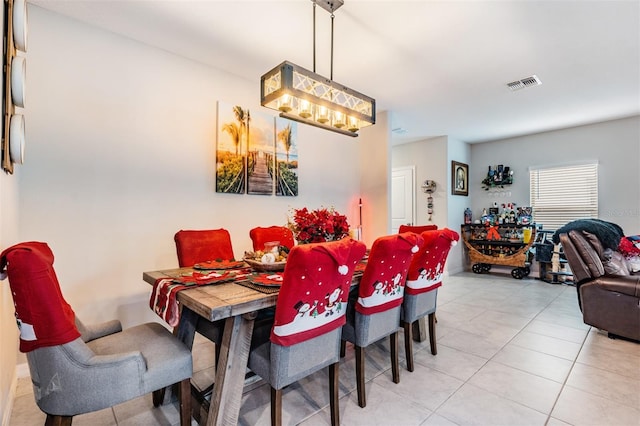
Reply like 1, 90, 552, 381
251, 328, 342, 391
1, 241, 193, 425
402, 290, 438, 324
343, 307, 401, 347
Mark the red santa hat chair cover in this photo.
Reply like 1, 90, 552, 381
174, 228, 235, 267
0, 242, 80, 352
248, 238, 366, 426
341, 232, 424, 408
249, 226, 296, 251
398, 224, 438, 234
402, 228, 459, 371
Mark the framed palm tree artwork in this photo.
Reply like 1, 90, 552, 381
244, 108, 275, 195
275, 117, 298, 196
216, 102, 276, 195
216, 101, 249, 194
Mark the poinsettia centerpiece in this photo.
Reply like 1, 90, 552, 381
288, 207, 350, 244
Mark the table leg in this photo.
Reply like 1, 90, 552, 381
207, 311, 257, 426
158, 307, 199, 406
176, 307, 199, 350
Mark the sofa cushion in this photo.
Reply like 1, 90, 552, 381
568, 230, 605, 278
602, 249, 631, 276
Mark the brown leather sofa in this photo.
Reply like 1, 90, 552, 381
559, 229, 640, 341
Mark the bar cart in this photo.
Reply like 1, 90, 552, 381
461, 223, 536, 279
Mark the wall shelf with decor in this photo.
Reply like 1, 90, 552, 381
461, 223, 536, 279
482, 165, 513, 190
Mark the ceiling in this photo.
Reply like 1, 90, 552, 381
30, 0, 640, 144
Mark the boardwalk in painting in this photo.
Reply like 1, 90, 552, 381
248, 152, 273, 195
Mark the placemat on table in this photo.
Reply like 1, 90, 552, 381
171, 270, 238, 286
193, 260, 247, 270
249, 272, 284, 286
237, 280, 281, 294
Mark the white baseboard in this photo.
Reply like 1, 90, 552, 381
1, 371, 17, 426
2, 364, 30, 426
16, 363, 29, 379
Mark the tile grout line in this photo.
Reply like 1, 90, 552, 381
428, 278, 575, 424
542, 323, 592, 426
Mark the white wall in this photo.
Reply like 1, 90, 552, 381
358, 111, 391, 247
391, 136, 470, 274
392, 136, 467, 274
18, 6, 363, 327
0, 144, 20, 426
446, 137, 471, 273
0, 0, 21, 420
0, 6, 389, 416
470, 116, 640, 233
392, 136, 449, 228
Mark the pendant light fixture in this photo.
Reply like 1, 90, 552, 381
260, 0, 375, 137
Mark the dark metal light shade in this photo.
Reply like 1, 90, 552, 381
261, 61, 376, 137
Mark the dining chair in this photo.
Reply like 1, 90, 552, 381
249, 226, 296, 251
398, 224, 438, 234
402, 228, 459, 371
0, 242, 192, 425
248, 238, 367, 426
340, 232, 424, 408
173, 229, 235, 371
174, 228, 235, 267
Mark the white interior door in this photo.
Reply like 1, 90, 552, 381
391, 166, 415, 233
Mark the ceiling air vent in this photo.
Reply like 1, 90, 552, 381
507, 75, 542, 91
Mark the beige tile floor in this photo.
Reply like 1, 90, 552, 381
9, 271, 640, 425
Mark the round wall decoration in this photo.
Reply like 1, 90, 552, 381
11, 56, 26, 107
9, 114, 25, 164
13, 0, 28, 52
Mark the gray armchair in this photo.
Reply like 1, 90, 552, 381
0, 242, 193, 425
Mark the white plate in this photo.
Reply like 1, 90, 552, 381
9, 114, 25, 164
13, 0, 28, 52
11, 56, 25, 107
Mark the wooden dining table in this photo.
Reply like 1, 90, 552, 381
143, 264, 427, 425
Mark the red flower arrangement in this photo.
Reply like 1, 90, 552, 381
288, 207, 351, 244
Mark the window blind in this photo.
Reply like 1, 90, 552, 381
529, 163, 598, 231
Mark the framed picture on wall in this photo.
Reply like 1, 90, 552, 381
452, 161, 469, 196
275, 117, 298, 196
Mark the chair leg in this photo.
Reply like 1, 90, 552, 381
428, 312, 437, 355
271, 387, 282, 426
340, 339, 347, 357
45, 415, 73, 426
390, 331, 400, 384
152, 388, 165, 407
403, 321, 414, 372
329, 362, 340, 426
179, 378, 192, 426
355, 345, 366, 408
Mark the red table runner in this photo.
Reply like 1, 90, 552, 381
149, 271, 238, 327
